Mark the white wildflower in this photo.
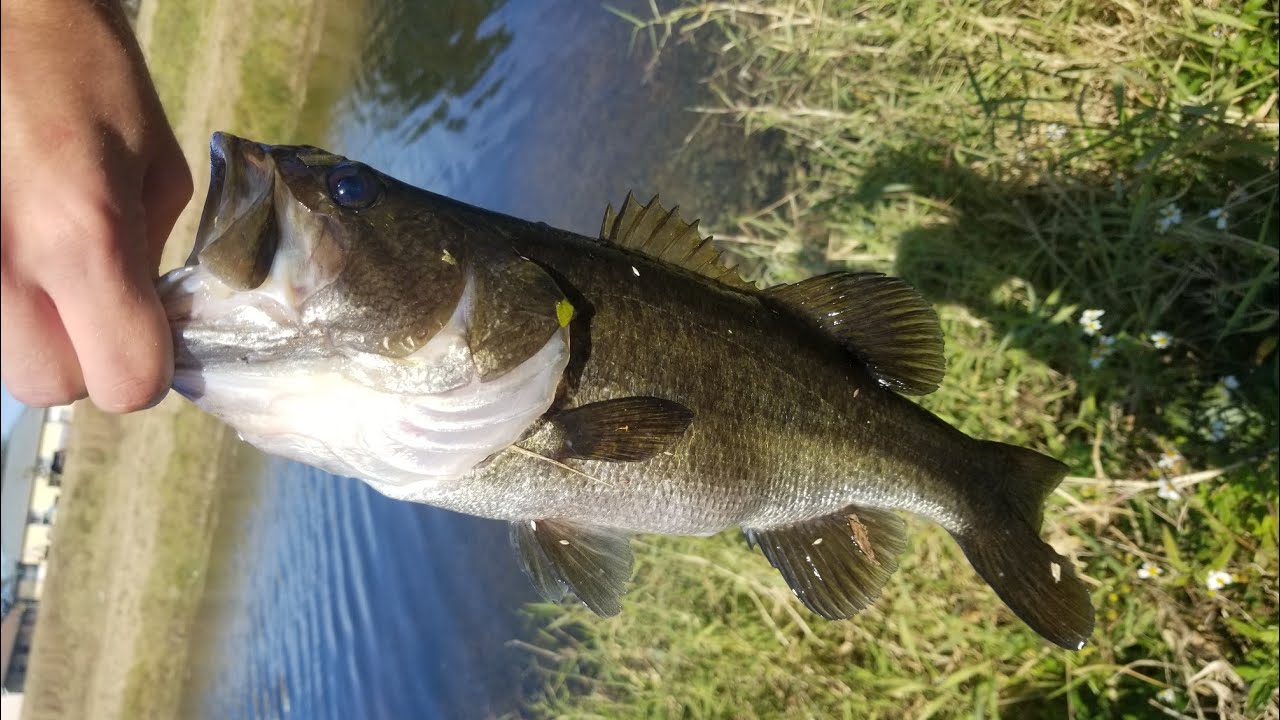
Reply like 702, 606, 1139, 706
1150, 331, 1172, 350
1079, 308, 1105, 336
1137, 562, 1164, 580
1157, 477, 1182, 501
1156, 203, 1183, 233
1205, 570, 1235, 593
1157, 687, 1177, 704
1222, 375, 1240, 391
1045, 123, 1068, 141
1207, 207, 1228, 231
1157, 450, 1182, 470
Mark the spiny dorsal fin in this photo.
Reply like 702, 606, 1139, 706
745, 505, 907, 619
765, 272, 946, 395
600, 192, 754, 289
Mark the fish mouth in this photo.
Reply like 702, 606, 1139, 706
157, 134, 302, 376
185, 132, 280, 289
158, 133, 287, 317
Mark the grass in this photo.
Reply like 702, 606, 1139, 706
517, 1, 1279, 718
117, 409, 237, 719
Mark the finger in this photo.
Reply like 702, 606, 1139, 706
0, 274, 88, 406
36, 208, 174, 413
141, 129, 194, 270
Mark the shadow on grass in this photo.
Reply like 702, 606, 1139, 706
842, 118, 1279, 472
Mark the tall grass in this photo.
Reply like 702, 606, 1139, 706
518, 1, 1278, 718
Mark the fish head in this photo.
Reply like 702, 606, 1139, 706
157, 133, 538, 488
159, 133, 469, 391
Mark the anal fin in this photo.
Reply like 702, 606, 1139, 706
510, 519, 634, 616
745, 506, 907, 619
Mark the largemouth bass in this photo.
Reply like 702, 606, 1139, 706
158, 132, 1094, 649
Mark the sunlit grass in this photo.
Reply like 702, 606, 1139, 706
519, 1, 1278, 718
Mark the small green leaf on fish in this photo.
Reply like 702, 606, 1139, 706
555, 298, 575, 327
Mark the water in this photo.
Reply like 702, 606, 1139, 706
184, 2, 778, 717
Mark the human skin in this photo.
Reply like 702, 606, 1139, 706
1, 0, 192, 411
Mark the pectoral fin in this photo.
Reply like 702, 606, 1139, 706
550, 397, 694, 462
510, 519, 634, 616
745, 506, 907, 619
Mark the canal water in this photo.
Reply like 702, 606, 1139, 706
181, 2, 782, 717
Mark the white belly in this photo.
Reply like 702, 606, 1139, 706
177, 277, 570, 498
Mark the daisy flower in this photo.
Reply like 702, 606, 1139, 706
1207, 207, 1228, 231
1150, 331, 1172, 350
1137, 562, 1164, 579
1157, 449, 1182, 470
1088, 335, 1115, 369
1156, 477, 1181, 501
1079, 309, 1105, 336
1156, 204, 1183, 233
1205, 570, 1235, 594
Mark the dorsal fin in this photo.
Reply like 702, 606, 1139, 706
765, 272, 946, 395
600, 193, 754, 289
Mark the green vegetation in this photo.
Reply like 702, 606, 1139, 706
145, 0, 213, 125
231, 0, 365, 144
519, 1, 1279, 717
118, 410, 234, 719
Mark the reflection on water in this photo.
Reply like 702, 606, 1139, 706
185, 1, 781, 717
190, 460, 535, 719
349, 0, 512, 137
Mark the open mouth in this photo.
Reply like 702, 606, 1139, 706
186, 132, 280, 290
157, 133, 284, 315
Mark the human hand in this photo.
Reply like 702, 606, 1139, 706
1, 0, 193, 411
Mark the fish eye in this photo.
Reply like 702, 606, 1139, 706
327, 163, 382, 210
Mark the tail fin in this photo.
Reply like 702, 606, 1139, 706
953, 441, 1094, 650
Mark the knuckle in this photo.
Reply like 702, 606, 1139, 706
7, 376, 87, 408
38, 201, 128, 270
94, 373, 168, 413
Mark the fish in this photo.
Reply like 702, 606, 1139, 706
157, 132, 1095, 649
